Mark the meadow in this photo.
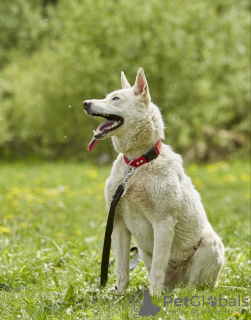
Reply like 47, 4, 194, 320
0, 160, 250, 319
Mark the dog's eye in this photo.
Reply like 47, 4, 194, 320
112, 96, 120, 101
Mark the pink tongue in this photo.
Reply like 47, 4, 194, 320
88, 137, 98, 151
87, 120, 115, 151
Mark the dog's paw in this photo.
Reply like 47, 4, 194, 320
116, 285, 126, 295
150, 285, 162, 296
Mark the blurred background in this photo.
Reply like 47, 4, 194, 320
0, 0, 249, 163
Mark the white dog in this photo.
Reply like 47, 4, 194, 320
83, 68, 224, 295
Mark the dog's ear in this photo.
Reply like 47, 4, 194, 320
133, 68, 151, 105
121, 71, 131, 89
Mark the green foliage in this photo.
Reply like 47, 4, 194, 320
0, 0, 48, 67
0, 161, 249, 318
0, 0, 249, 160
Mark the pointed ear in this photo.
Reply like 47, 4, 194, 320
121, 71, 131, 89
133, 68, 151, 104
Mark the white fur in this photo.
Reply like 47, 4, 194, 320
86, 68, 224, 295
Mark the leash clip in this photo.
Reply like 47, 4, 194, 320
121, 166, 135, 190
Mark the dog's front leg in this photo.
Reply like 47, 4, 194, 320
112, 215, 131, 294
150, 216, 176, 295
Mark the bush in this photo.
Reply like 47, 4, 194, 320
0, 0, 249, 161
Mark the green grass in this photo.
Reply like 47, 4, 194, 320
0, 160, 250, 319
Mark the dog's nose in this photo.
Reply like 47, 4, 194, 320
83, 100, 92, 109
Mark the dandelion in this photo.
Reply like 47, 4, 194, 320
0, 226, 10, 234
207, 164, 218, 172
11, 199, 18, 206
222, 174, 237, 183
87, 167, 98, 179
69, 190, 78, 197
76, 229, 82, 236
38, 197, 45, 204
233, 311, 240, 318
6, 213, 14, 219
189, 163, 198, 171
96, 181, 106, 190
206, 161, 228, 172
193, 178, 204, 190
20, 222, 28, 229
11, 187, 22, 195
241, 174, 250, 183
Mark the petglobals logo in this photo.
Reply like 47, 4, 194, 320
164, 295, 250, 308
131, 291, 160, 318
130, 292, 250, 318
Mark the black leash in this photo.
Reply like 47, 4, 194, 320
98, 165, 136, 287
99, 184, 125, 287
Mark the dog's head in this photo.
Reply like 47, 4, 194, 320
83, 68, 162, 151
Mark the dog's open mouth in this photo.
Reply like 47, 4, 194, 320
86, 112, 124, 151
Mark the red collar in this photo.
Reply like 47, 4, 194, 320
123, 140, 162, 167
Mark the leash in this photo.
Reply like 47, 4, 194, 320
98, 167, 133, 286
98, 140, 162, 287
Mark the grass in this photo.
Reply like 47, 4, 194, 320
0, 160, 250, 319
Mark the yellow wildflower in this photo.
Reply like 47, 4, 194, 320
241, 174, 250, 183
11, 187, 22, 196
20, 222, 28, 229
76, 229, 82, 236
189, 163, 198, 171
0, 226, 10, 234
206, 161, 228, 172
233, 311, 240, 318
11, 199, 18, 206
68, 190, 78, 197
87, 167, 98, 179
96, 182, 105, 190
39, 197, 45, 204
193, 178, 204, 190
222, 174, 237, 183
